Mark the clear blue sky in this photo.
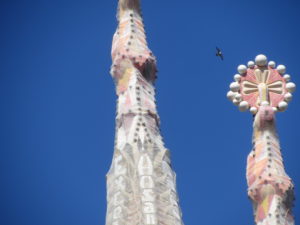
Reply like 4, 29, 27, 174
0, 0, 299, 224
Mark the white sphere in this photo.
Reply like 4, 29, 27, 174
255, 54, 268, 66
235, 93, 242, 101
233, 98, 240, 105
230, 82, 240, 92
278, 101, 288, 111
268, 61, 276, 68
272, 107, 278, 112
250, 107, 258, 114
284, 92, 292, 102
261, 101, 269, 106
286, 82, 296, 93
237, 65, 247, 75
277, 65, 286, 74
227, 91, 236, 100
283, 74, 291, 82
247, 61, 255, 68
239, 101, 249, 112
234, 74, 242, 82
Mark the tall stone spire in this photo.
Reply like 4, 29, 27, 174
227, 54, 296, 225
106, 1, 184, 225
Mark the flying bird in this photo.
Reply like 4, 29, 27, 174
216, 47, 224, 60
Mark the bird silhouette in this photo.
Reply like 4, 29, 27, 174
216, 47, 224, 60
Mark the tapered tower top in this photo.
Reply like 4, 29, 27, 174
117, 0, 141, 18
111, 0, 157, 95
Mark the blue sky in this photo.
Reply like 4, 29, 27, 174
0, 0, 299, 224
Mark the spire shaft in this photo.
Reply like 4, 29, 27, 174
247, 106, 294, 224
106, 1, 184, 225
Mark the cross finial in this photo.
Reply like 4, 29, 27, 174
227, 54, 296, 114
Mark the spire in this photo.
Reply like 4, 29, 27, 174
117, 0, 141, 18
106, 1, 184, 225
111, 0, 156, 95
227, 54, 296, 225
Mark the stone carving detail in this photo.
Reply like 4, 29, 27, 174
106, 1, 184, 225
227, 54, 295, 113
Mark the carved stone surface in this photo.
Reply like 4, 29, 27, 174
240, 68, 286, 108
227, 54, 296, 113
106, 1, 184, 225
248, 106, 294, 225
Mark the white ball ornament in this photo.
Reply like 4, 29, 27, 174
239, 101, 249, 112
235, 93, 242, 101
255, 54, 267, 66
234, 74, 241, 82
286, 82, 296, 93
237, 65, 247, 75
272, 107, 278, 112
247, 61, 255, 68
268, 61, 276, 68
230, 82, 240, 92
227, 91, 236, 100
278, 101, 288, 111
284, 93, 292, 102
283, 74, 291, 82
233, 98, 240, 105
250, 107, 258, 114
277, 65, 286, 74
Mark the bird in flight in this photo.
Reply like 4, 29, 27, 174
216, 47, 224, 60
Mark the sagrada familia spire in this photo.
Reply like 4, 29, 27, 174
105, 1, 297, 224
227, 54, 296, 225
106, 0, 184, 224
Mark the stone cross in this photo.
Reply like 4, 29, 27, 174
227, 54, 296, 225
